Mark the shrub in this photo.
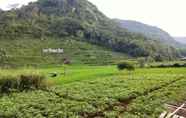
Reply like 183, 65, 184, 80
0, 74, 47, 94
138, 58, 146, 68
0, 77, 17, 93
158, 64, 167, 68
173, 63, 182, 67
117, 61, 135, 71
149, 62, 186, 68
183, 63, 186, 67
19, 75, 46, 91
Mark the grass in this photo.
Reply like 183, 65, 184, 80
0, 37, 128, 66
39, 65, 118, 84
0, 73, 47, 94
0, 65, 186, 117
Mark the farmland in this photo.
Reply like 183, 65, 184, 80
0, 66, 186, 118
0, 0, 186, 117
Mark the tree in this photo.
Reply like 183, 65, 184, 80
49, 17, 83, 37
138, 57, 146, 68
117, 62, 135, 71
117, 61, 135, 79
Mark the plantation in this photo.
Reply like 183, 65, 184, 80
0, 66, 186, 117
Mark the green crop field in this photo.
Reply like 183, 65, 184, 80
0, 0, 186, 117
0, 65, 186, 118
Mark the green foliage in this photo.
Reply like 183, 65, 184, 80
179, 48, 186, 56
0, 49, 6, 65
19, 75, 46, 91
115, 19, 181, 48
0, 66, 186, 117
117, 61, 135, 71
0, 38, 127, 66
49, 17, 84, 37
0, 0, 180, 62
0, 74, 46, 94
150, 62, 186, 68
138, 57, 146, 68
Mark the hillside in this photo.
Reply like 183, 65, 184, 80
0, 0, 180, 65
0, 37, 128, 66
114, 19, 182, 47
174, 37, 186, 56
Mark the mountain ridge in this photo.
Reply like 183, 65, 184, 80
174, 37, 186, 44
114, 19, 182, 47
0, 0, 180, 65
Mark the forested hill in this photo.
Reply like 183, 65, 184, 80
114, 19, 182, 48
0, 0, 180, 62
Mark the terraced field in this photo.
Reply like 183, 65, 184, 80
0, 66, 186, 118
0, 38, 127, 66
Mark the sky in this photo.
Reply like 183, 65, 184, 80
0, 0, 186, 36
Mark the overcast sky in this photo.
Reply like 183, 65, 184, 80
0, 0, 186, 36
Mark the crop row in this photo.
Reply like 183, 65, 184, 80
0, 72, 185, 118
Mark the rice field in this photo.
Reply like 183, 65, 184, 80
0, 65, 186, 118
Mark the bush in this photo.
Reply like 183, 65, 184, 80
0, 77, 17, 93
138, 58, 146, 68
173, 63, 182, 67
150, 62, 186, 68
19, 75, 46, 91
0, 74, 47, 94
117, 61, 135, 71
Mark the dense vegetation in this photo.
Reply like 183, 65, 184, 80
0, 0, 186, 117
114, 19, 183, 48
117, 61, 135, 71
0, 0, 181, 66
0, 74, 47, 94
0, 66, 186, 117
179, 48, 186, 56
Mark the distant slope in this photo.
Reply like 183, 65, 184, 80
114, 19, 181, 47
174, 37, 186, 44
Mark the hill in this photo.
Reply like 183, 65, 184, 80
0, 0, 180, 65
0, 37, 128, 66
174, 37, 186, 56
174, 37, 186, 44
114, 19, 182, 47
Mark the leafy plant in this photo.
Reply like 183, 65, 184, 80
117, 61, 135, 71
0, 74, 47, 94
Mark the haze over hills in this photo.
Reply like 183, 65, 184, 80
174, 37, 186, 44
114, 19, 182, 47
0, 0, 181, 65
